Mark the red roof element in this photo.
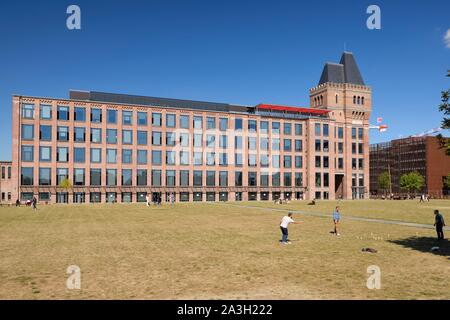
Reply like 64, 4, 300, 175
256, 104, 330, 115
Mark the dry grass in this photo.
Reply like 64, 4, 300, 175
0, 201, 448, 300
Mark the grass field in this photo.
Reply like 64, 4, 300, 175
0, 200, 448, 300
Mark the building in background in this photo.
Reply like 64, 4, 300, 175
0, 161, 12, 204
369, 136, 450, 198
10, 52, 372, 203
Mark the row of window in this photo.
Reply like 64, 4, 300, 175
1, 166, 11, 179
22, 104, 306, 134
21, 168, 305, 188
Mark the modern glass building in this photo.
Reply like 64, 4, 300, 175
10, 52, 372, 203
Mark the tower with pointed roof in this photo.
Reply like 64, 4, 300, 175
309, 52, 371, 200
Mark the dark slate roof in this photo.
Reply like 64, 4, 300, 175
318, 52, 365, 86
69, 90, 250, 113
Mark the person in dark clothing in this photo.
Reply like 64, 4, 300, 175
15, 199, 20, 207
32, 197, 37, 211
434, 210, 446, 240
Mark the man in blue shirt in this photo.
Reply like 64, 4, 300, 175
434, 210, 446, 240
333, 206, 341, 236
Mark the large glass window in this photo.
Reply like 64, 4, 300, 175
295, 123, 303, 136
206, 152, 215, 166
137, 150, 147, 164
21, 124, 34, 140
219, 153, 228, 166
152, 150, 162, 165
284, 173, 292, 187
248, 172, 257, 186
89, 128, 101, 143
39, 168, 51, 186
90, 108, 102, 123
206, 171, 215, 186
315, 123, 321, 136
90, 148, 102, 163
219, 118, 228, 131
74, 107, 86, 122
152, 112, 161, 126
193, 134, 203, 148
137, 112, 148, 126
22, 104, 35, 119
338, 127, 344, 139
206, 135, 215, 148
137, 131, 147, 145
272, 122, 280, 135
123, 111, 133, 125
180, 151, 189, 165
40, 125, 52, 141
40, 104, 52, 120
106, 149, 117, 163
180, 115, 189, 129
235, 118, 243, 131
39, 146, 51, 162
166, 151, 176, 165
295, 156, 302, 168
74, 147, 85, 163
152, 170, 161, 186
107, 109, 117, 124
219, 171, 228, 187
295, 172, 303, 187
272, 138, 280, 151
74, 127, 86, 142
166, 114, 176, 128
166, 132, 176, 146
56, 168, 68, 185
166, 170, 176, 186
248, 120, 257, 132
219, 135, 227, 149
284, 155, 292, 168
57, 126, 69, 141
193, 116, 203, 129
122, 130, 133, 144
21, 145, 34, 162
193, 171, 203, 186
74, 168, 85, 186
295, 139, 303, 152
206, 117, 216, 130
180, 133, 189, 147
284, 123, 292, 135
180, 171, 189, 186
57, 147, 68, 162
122, 149, 132, 164
235, 171, 242, 186
90, 169, 102, 186
260, 121, 269, 134
107, 169, 117, 186
283, 139, 292, 152
122, 169, 132, 186
152, 131, 162, 146
323, 124, 329, 137
137, 169, 147, 186
21, 167, 34, 185
193, 152, 203, 165
57, 106, 69, 121
106, 129, 117, 144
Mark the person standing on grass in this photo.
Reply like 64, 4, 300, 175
333, 206, 341, 236
170, 193, 175, 206
434, 210, 446, 240
279, 212, 302, 244
32, 197, 37, 211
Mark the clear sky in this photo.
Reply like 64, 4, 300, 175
0, 0, 449, 160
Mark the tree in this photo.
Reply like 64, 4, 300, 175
377, 171, 391, 196
399, 171, 425, 196
59, 178, 72, 190
437, 70, 450, 155
444, 173, 450, 189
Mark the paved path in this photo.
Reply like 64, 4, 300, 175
218, 203, 450, 231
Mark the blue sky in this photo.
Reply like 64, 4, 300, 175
0, 0, 449, 160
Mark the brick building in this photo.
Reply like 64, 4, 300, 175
10, 52, 372, 203
369, 136, 450, 198
0, 161, 12, 204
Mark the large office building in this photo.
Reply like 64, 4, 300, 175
370, 136, 450, 198
10, 52, 372, 204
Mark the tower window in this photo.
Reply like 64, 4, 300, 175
357, 96, 361, 104
353, 96, 356, 104
335, 94, 338, 104
361, 97, 365, 105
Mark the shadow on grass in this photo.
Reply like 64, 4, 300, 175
389, 236, 449, 259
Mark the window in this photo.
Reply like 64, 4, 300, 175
358, 158, 364, 169
39, 168, 51, 186
74, 169, 85, 186
284, 173, 292, 187
166, 132, 176, 146
323, 124, 329, 137
272, 155, 280, 168
358, 128, 363, 139
90, 148, 102, 163
206, 152, 215, 166
90, 169, 102, 186
206, 171, 215, 186
57, 106, 69, 120
260, 138, 269, 151
166, 114, 176, 128
90, 108, 102, 123
123, 111, 133, 125
283, 155, 292, 168
358, 143, 364, 154
219, 135, 227, 149
152, 113, 161, 126
21, 146, 34, 162
323, 140, 329, 152
137, 131, 147, 145
235, 153, 243, 166
206, 117, 216, 130
284, 123, 292, 135
295, 123, 303, 136
152, 150, 162, 165
166, 151, 176, 165
248, 172, 257, 186
90, 128, 102, 143
219, 171, 228, 187
272, 122, 280, 135
315, 156, 321, 168
74, 147, 85, 163
180, 151, 189, 165
57, 147, 69, 162
137, 169, 147, 186
248, 120, 257, 132
21, 167, 34, 185
57, 126, 69, 141
315, 139, 321, 152
180, 171, 189, 186
235, 118, 243, 131
235, 136, 242, 150
260, 154, 269, 167
152, 170, 161, 186
122, 169, 132, 186
295, 156, 302, 168
193, 171, 203, 186
107, 169, 117, 186
324, 173, 330, 187
137, 149, 147, 164
122, 149, 132, 164
40, 125, 52, 141
180, 133, 189, 147
193, 116, 203, 129
260, 173, 269, 187
137, 112, 148, 126
106, 129, 117, 144
39, 146, 51, 162
295, 173, 303, 187
315, 172, 321, 187
122, 130, 133, 145
22, 124, 34, 140
40, 104, 52, 120
193, 152, 202, 165
74, 107, 86, 122
352, 128, 357, 139
74, 127, 86, 142
219, 153, 227, 166
193, 134, 202, 148
106, 149, 117, 163
295, 140, 303, 152
107, 109, 117, 124
206, 135, 215, 148
56, 168, 68, 185
323, 156, 329, 168
338, 142, 343, 153
248, 137, 257, 150
272, 138, 280, 151
235, 171, 243, 186
166, 170, 176, 187
180, 115, 189, 129
152, 131, 162, 146
248, 154, 257, 167
352, 143, 357, 154
219, 118, 228, 131
315, 123, 321, 136
338, 127, 344, 139
283, 139, 292, 152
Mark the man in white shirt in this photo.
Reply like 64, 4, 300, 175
280, 212, 302, 244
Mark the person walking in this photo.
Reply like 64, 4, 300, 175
170, 193, 175, 206
32, 197, 37, 211
434, 210, 446, 240
279, 212, 302, 244
333, 206, 341, 236
145, 194, 150, 207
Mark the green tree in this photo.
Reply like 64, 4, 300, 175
377, 171, 391, 196
399, 171, 425, 196
59, 178, 72, 190
444, 173, 450, 189
437, 70, 450, 155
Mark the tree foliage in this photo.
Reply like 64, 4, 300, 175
437, 70, 450, 155
377, 171, 391, 191
444, 173, 450, 189
399, 171, 425, 194
59, 178, 72, 190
